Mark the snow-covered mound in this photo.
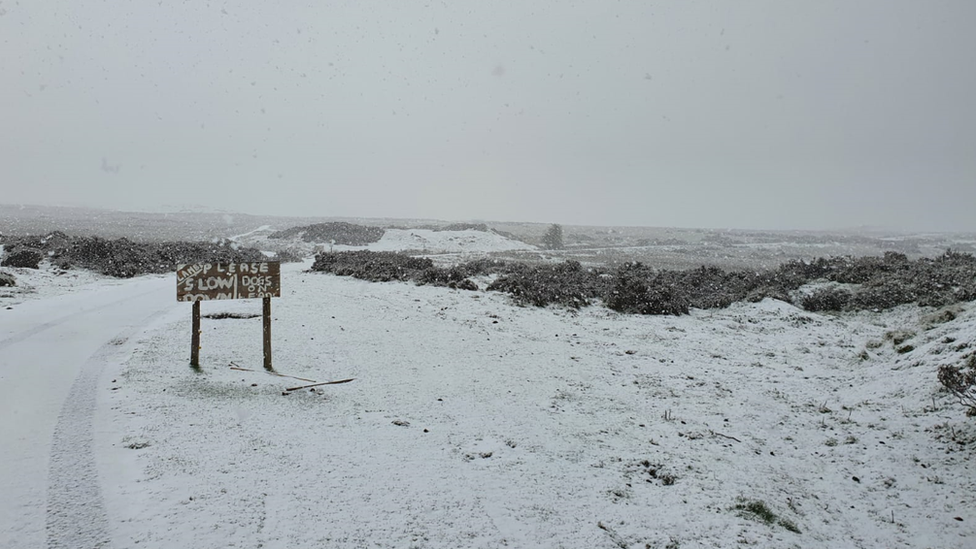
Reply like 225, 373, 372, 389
238, 226, 535, 258
341, 228, 534, 254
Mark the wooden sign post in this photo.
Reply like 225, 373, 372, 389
191, 301, 201, 367
263, 296, 272, 371
176, 262, 281, 370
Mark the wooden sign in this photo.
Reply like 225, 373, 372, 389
178, 261, 281, 370
176, 262, 280, 302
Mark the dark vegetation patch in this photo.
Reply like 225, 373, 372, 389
801, 287, 852, 312
312, 250, 436, 282
433, 223, 490, 232
939, 354, 976, 417
311, 250, 489, 290
604, 263, 687, 315
1, 249, 44, 269
310, 250, 976, 316
203, 312, 261, 320
268, 222, 385, 245
1, 232, 268, 278
57, 237, 267, 278
733, 499, 801, 533
486, 260, 605, 308
0, 271, 15, 287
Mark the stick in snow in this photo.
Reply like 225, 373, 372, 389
709, 430, 742, 443
229, 363, 317, 383
597, 521, 628, 549
284, 379, 355, 392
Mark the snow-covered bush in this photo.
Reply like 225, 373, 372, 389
310, 250, 976, 316
58, 237, 266, 278
801, 287, 852, 312
311, 250, 487, 290
312, 250, 434, 282
675, 266, 763, 309
415, 266, 474, 289
487, 260, 606, 308
0, 233, 268, 277
604, 263, 689, 316
827, 252, 909, 284
1, 249, 43, 269
938, 354, 976, 417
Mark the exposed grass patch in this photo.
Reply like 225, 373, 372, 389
733, 499, 801, 533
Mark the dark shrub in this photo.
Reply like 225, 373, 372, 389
309, 249, 976, 315
452, 279, 479, 291
849, 280, 916, 311
0, 271, 15, 286
487, 260, 605, 308
311, 250, 486, 291
746, 285, 793, 304
435, 223, 489, 232
801, 287, 852, 312
774, 258, 837, 281
828, 253, 910, 284
312, 251, 433, 282
456, 257, 509, 277
416, 266, 470, 287
1, 249, 44, 269
57, 237, 266, 278
938, 355, 976, 417
677, 267, 759, 309
604, 263, 689, 315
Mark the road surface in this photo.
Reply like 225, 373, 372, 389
0, 275, 179, 548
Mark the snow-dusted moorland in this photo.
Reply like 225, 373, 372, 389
101, 261, 975, 549
2, 231, 975, 549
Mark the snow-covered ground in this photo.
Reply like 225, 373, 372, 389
352, 228, 535, 254
104, 267, 976, 547
2, 258, 975, 548
0, 262, 118, 307
232, 226, 535, 261
0, 274, 176, 548
229, 224, 274, 242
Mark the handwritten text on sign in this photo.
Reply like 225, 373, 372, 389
176, 262, 281, 302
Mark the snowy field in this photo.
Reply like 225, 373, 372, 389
2, 252, 976, 548
0, 262, 116, 307
336, 228, 535, 255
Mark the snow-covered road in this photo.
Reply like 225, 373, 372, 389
0, 275, 180, 548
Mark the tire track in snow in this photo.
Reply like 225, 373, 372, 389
45, 340, 116, 548
45, 304, 178, 549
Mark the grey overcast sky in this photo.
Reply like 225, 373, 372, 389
1, 1, 974, 231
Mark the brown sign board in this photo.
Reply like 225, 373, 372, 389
176, 262, 280, 302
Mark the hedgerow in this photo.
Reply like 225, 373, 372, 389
486, 260, 606, 308
1, 233, 268, 278
310, 250, 976, 316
